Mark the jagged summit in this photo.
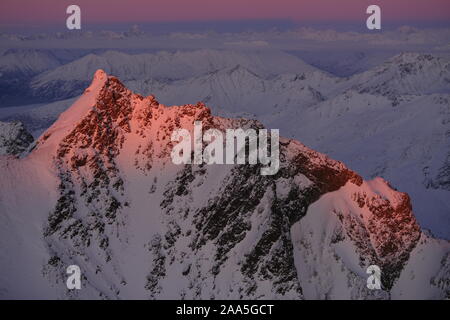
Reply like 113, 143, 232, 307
33, 69, 111, 154
91, 69, 107, 84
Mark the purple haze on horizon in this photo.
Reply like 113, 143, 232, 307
0, 0, 449, 26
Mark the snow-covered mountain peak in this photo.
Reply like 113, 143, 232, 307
1, 72, 449, 299
35, 69, 264, 159
34, 69, 112, 154
348, 52, 450, 100
371, 52, 449, 79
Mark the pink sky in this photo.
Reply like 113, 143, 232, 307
0, 0, 449, 24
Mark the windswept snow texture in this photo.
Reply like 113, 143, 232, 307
2, 48, 449, 239
0, 71, 448, 299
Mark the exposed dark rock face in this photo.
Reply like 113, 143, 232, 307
0, 121, 34, 156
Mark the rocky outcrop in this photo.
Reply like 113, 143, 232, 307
0, 121, 33, 156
